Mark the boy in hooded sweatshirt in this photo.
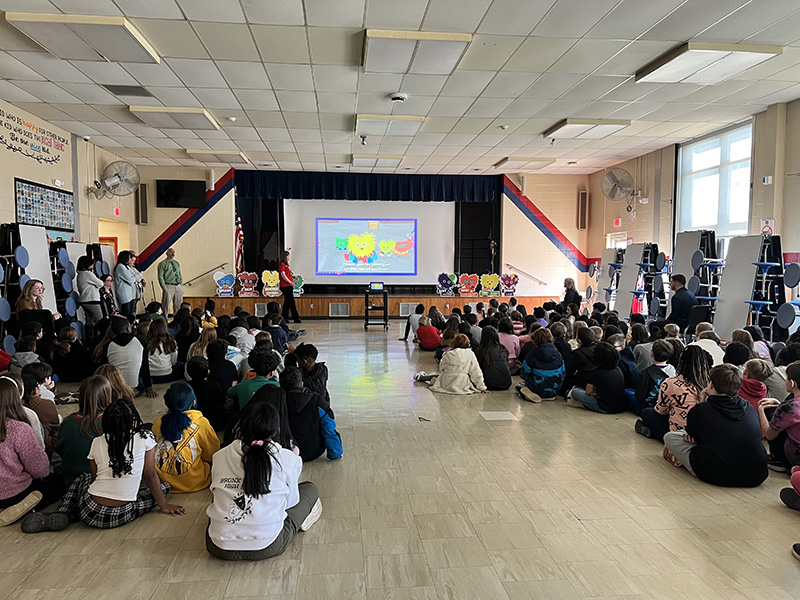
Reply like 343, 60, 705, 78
280, 367, 342, 461
286, 343, 333, 418
516, 328, 565, 403
9, 336, 42, 373
739, 358, 772, 411
664, 364, 768, 487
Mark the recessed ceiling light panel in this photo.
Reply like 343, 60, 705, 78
364, 29, 472, 76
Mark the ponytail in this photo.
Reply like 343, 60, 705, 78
232, 401, 280, 498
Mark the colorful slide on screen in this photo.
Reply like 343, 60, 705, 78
316, 218, 417, 276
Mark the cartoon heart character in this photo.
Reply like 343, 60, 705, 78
378, 239, 395, 256
500, 273, 519, 296
459, 274, 479, 296
481, 274, 500, 291
437, 272, 457, 296
334, 237, 348, 251
261, 270, 281, 297
344, 233, 378, 264
394, 238, 414, 255
213, 272, 235, 297
237, 272, 259, 297
292, 274, 305, 296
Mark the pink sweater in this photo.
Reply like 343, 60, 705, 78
0, 419, 50, 500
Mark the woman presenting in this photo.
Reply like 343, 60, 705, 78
562, 278, 582, 308
278, 250, 301, 323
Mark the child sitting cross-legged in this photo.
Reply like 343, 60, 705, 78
51, 326, 93, 382
758, 360, 800, 472
286, 343, 334, 417
187, 356, 231, 432
416, 315, 442, 351
226, 343, 281, 410
206, 401, 321, 561
152, 382, 220, 493
414, 334, 488, 395
663, 363, 768, 487
474, 326, 511, 391
21, 373, 59, 457
280, 367, 342, 461
21, 398, 184, 533
631, 339, 676, 416
739, 358, 773, 411
516, 328, 565, 403
567, 341, 626, 414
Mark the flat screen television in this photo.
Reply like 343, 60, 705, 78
156, 180, 207, 208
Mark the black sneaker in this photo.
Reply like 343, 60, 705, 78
793, 543, 800, 562
780, 488, 800, 511
634, 419, 651, 438
21, 511, 70, 534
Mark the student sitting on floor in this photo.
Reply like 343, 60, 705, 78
635, 345, 712, 442
226, 344, 281, 410
517, 328, 565, 403
435, 317, 462, 363
9, 336, 41, 373
766, 345, 800, 399
631, 339, 675, 415
567, 341, 627, 414
399, 303, 425, 343
758, 361, 800, 472
207, 340, 239, 394
416, 315, 442, 351
723, 341, 750, 371
497, 317, 521, 370
21, 373, 58, 457
551, 322, 572, 372
414, 334, 488, 395
474, 326, 511, 391
608, 333, 639, 390
98, 316, 155, 398
263, 313, 289, 356
565, 327, 597, 391
289, 343, 333, 417
229, 317, 256, 358
739, 358, 772, 411
21, 398, 184, 533
187, 357, 231, 432
663, 364, 768, 487
466, 313, 482, 344
94, 364, 136, 403
205, 401, 321, 561
152, 382, 220, 493
55, 375, 111, 487
252, 331, 285, 376
0, 376, 65, 527
146, 319, 183, 384
458, 322, 479, 352
280, 367, 341, 461
51, 327, 93, 382
22, 361, 56, 403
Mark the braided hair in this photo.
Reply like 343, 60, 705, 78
677, 345, 712, 392
102, 399, 152, 478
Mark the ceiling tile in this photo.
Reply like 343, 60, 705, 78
398, 74, 448, 96
459, 35, 525, 71
317, 92, 356, 113
391, 96, 435, 115
121, 62, 183, 86
566, 76, 628, 100
477, 0, 556, 36
57, 82, 122, 104
276, 91, 318, 112
193, 23, 260, 61
284, 112, 320, 128
571, 101, 626, 118
429, 96, 474, 117
241, 0, 305, 25
225, 126, 260, 140
9, 52, 92, 83
355, 94, 389, 113
481, 72, 540, 98
89, 121, 136, 136
176, 0, 246, 23
319, 113, 353, 129
251, 26, 309, 64
500, 97, 552, 118
464, 97, 513, 118
160, 128, 198, 139
736, 48, 800, 81
503, 37, 576, 72
266, 63, 314, 91
593, 41, 676, 77
190, 87, 241, 109
266, 142, 297, 152
234, 89, 279, 111
236, 140, 267, 151
420, 116, 459, 133
606, 102, 663, 120
50, 0, 121, 14
678, 80, 753, 104
13, 103, 74, 121
0, 80, 41, 103
694, 0, 799, 42
49, 103, 108, 121
166, 58, 227, 87
365, 0, 428, 29
439, 70, 494, 97
548, 39, 628, 75
258, 128, 291, 141
422, 0, 493, 32
641, 0, 752, 42
532, 0, 620, 37
0, 18, 46, 52
147, 86, 202, 107
50, 121, 101, 135
451, 117, 493, 133
0, 51, 45, 80
534, 98, 590, 118
520, 73, 584, 99
130, 19, 209, 59
306, 0, 365, 27
308, 27, 362, 66
11, 81, 80, 103
71, 61, 139, 85
745, 11, 800, 45
290, 129, 321, 142
294, 142, 324, 153
216, 61, 271, 89
247, 111, 285, 127
585, 0, 685, 39
114, 0, 184, 19
313, 65, 359, 93
119, 122, 166, 137
357, 73, 404, 95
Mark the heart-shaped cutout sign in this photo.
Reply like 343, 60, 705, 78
481, 273, 499, 290
460, 274, 479, 289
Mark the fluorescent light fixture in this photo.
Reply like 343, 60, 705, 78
494, 157, 556, 172
355, 114, 425, 137
364, 29, 472, 75
352, 154, 404, 168
542, 119, 630, 140
5, 12, 159, 63
130, 106, 220, 130
187, 150, 249, 164
635, 42, 782, 84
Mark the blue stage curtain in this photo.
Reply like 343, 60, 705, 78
234, 170, 502, 203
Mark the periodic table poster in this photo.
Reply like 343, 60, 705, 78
15, 178, 74, 232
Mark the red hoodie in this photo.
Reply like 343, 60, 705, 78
739, 378, 767, 411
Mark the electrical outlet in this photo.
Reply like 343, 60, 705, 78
310, 303, 314, 308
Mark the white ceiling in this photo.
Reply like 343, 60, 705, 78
2, 0, 800, 174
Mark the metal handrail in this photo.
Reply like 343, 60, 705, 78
185, 262, 229, 287
504, 263, 547, 286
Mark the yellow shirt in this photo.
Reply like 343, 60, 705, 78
152, 410, 220, 493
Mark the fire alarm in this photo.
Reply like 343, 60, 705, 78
114, 207, 120, 217
613, 217, 622, 227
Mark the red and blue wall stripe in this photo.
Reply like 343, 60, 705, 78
503, 175, 595, 273
136, 168, 235, 271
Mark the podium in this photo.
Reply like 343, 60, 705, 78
364, 282, 388, 330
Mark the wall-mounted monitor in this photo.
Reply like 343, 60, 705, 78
156, 179, 207, 208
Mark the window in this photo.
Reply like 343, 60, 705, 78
676, 122, 752, 245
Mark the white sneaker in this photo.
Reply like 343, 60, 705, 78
519, 387, 542, 403
300, 498, 322, 531
413, 371, 427, 382
565, 397, 584, 408
0, 491, 42, 527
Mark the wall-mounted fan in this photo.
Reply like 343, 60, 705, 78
87, 160, 140, 199
601, 167, 634, 202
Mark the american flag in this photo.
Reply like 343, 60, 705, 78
235, 214, 244, 273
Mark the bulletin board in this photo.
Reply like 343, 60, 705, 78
15, 177, 74, 232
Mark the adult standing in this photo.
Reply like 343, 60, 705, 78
563, 278, 582, 308
278, 250, 300, 324
157, 248, 184, 318
114, 251, 137, 318
130, 252, 146, 316
76, 256, 104, 335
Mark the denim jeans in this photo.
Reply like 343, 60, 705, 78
570, 387, 608, 413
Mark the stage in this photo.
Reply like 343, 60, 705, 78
185, 295, 557, 319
